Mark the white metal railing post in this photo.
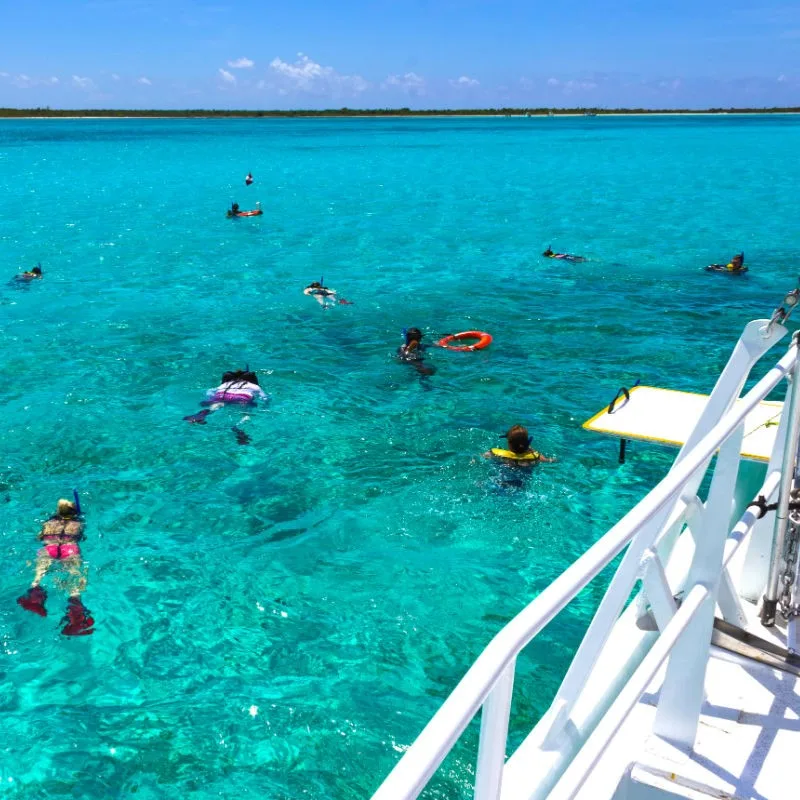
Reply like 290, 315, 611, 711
473, 661, 516, 800
653, 423, 744, 748
640, 549, 678, 630
740, 392, 790, 602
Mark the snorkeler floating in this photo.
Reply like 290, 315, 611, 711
16, 264, 43, 281
184, 368, 268, 443
245, 172, 253, 186
303, 280, 353, 308
485, 425, 556, 465
17, 495, 95, 636
543, 246, 587, 263
227, 202, 263, 218
706, 252, 747, 274
398, 327, 436, 376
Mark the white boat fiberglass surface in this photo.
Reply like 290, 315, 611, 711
371, 287, 800, 800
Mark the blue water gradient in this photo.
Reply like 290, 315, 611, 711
0, 115, 798, 798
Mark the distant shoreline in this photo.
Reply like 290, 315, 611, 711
1, 107, 800, 119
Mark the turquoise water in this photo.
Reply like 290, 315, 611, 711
0, 115, 798, 798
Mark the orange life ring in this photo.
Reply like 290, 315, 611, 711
437, 330, 492, 351
228, 209, 263, 217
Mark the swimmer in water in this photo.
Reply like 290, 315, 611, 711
542, 246, 587, 263
184, 368, 267, 443
303, 280, 353, 308
245, 172, 253, 186
17, 264, 43, 281
706, 251, 747, 273
229, 202, 241, 217
17, 498, 95, 636
485, 425, 555, 466
398, 327, 436, 377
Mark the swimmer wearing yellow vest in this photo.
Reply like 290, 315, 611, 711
485, 424, 555, 465
17, 264, 43, 281
706, 252, 747, 274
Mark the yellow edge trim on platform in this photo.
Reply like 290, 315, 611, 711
581, 386, 780, 463
585, 427, 770, 463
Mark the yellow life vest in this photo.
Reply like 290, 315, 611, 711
491, 448, 539, 460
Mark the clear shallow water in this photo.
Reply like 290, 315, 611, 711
0, 115, 798, 798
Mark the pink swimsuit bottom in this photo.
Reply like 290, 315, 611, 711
211, 390, 254, 405
40, 542, 81, 560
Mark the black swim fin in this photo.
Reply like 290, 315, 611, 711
61, 596, 94, 636
232, 426, 251, 445
184, 409, 212, 424
17, 586, 47, 617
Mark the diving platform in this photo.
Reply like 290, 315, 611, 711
583, 385, 783, 463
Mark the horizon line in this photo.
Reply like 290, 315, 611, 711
2, 105, 800, 117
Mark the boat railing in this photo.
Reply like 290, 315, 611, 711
371, 320, 797, 800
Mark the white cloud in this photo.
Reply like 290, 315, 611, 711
227, 57, 254, 69
383, 72, 426, 95
268, 53, 368, 95
111, 73, 120, 81
219, 68, 236, 84
657, 79, 681, 90
566, 80, 597, 91
547, 77, 597, 92
137, 76, 152, 85
72, 75, 95, 90
6, 73, 60, 88
778, 73, 788, 82
450, 75, 479, 88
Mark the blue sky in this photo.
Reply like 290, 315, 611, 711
1, 0, 798, 109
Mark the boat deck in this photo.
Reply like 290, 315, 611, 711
575, 602, 800, 800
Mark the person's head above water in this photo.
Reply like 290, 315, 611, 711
221, 369, 259, 385
31, 266, 42, 276
307, 281, 323, 289
505, 425, 532, 455
543, 246, 554, 256
405, 327, 423, 345
56, 499, 78, 519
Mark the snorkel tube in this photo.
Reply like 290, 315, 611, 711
72, 489, 82, 516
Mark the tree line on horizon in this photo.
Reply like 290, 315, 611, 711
1, 106, 799, 118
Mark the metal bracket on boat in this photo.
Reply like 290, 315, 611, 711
713, 616, 800, 674
762, 330, 800, 627
766, 287, 800, 336
747, 494, 800, 519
